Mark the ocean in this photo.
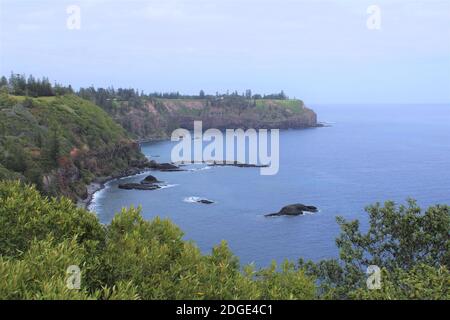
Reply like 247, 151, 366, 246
91, 104, 450, 267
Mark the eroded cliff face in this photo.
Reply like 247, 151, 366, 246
108, 98, 318, 141
42, 140, 148, 200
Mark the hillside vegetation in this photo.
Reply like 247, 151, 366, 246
0, 92, 146, 200
78, 87, 319, 141
0, 181, 448, 300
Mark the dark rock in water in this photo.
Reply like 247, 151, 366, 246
141, 174, 159, 184
198, 199, 214, 204
148, 160, 184, 172
118, 183, 161, 191
207, 161, 269, 168
185, 197, 215, 204
119, 172, 165, 190
265, 204, 318, 217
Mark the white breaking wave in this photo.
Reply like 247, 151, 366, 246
184, 196, 202, 203
158, 184, 179, 190
188, 166, 211, 172
303, 208, 320, 215
183, 196, 215, 204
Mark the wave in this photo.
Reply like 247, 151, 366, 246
88, 183, 110, 212
158, 184, 179, 190
184, 196, 202, 203
303, 208, 321, 215
188, 166, 211, 172
183, 196, 215, 204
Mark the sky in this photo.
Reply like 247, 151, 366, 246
0, 0, 449, 104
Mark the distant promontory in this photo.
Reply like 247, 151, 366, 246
78, 89, 319, 141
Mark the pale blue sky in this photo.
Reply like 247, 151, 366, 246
1, 0, 449, 104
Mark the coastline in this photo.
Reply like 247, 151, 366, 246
81, 124, 327, 211
77, 167, 152, 210
77, 181, 105, 210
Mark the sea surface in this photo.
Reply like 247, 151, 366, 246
91, 104, 450, 267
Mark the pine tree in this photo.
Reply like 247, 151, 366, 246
0, 76, 7, 88
44, 127, 61, 167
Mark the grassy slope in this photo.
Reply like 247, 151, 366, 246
0, 93, 145, 199
255, 99, 304, 113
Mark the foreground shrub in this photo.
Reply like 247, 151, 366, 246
299, 200, 450, 299
0, 180, 316, 300
1, 180, 447, 300
0, 181, 104, 258
349, 264, 450, 300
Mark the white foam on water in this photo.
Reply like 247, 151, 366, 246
183, 196, 215, 204
188, 166, 211, 172
184, 196, 202, 203
158, 184, 179, 190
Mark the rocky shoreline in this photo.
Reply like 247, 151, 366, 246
82, 125, 327, 211
207, 161, 269, 168
118, 174, 163, 191
78, 160, 185, 210
77, 167, 152, 210
80, 158, 269, 210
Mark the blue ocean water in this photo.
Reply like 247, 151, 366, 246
92, 104, 450, 267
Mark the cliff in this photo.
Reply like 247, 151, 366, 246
102, 96, 318, 141
0, 87, 319, 200
0, 93, 148, 200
